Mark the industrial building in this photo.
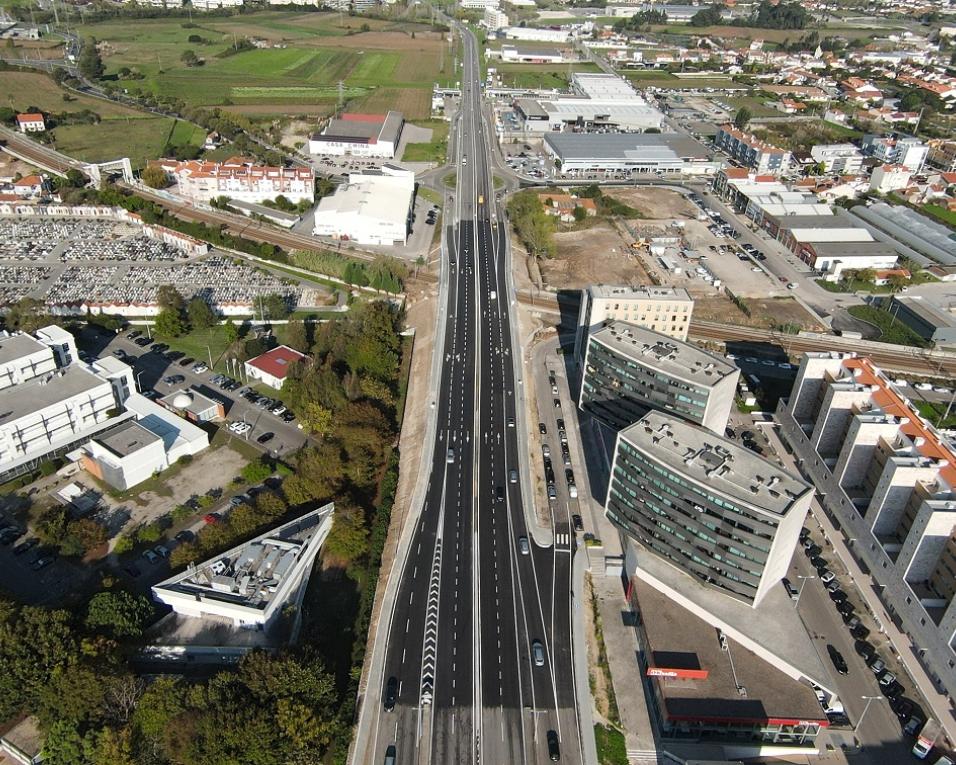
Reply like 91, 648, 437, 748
849, 202, 956, 267
884, 295, 956, 348
712, 170, 830, 227
311, 165, 415, 246
150, 158, 315, 205
606, 411, 812, 607
308, 111, 404, 159
713, 125, 791, 175
579, 321, 738, 433
244, 345, 306, 390
777, 352, 956, 703
497, 45, 567, 64
501, 26, 571, 43
574, 284, 694, 360
797, 240, 900, 279
545, 133, 717, 175
152, 505, 334, 629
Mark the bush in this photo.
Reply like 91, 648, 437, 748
241, 459, 273, 485
112, 535, 134, 555
136, 523, 163, 544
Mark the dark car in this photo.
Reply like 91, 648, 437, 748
538, 422, 547, 435
12, 537, 38, 556
851, 623, 870, 640
572, 514, 583, 532
126, 330, 142, 339
165, 350, 185, 361
854, 640, 875, 659
829, 588, 847, 603
547, 729, 560, 761
134, 336, 151, 347
383, 676, 398, 712
257, 432, 275, 444
163, 374, 185, 385
556, 418, 565, 430
892, 698, 914, 721
178, 356, 195, 367
150, 343, 168, 353
282, 411, 296, 422
810, 555, 827, 570
495, 486, 504, 502
827, 644, 848, 675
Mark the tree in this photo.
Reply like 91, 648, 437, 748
733, 106, 752, 130
323, 506, 368, 564
887, 273, 909, 292
223, 318, 239, 344
64, 518, 108, 556
78, 37, 104, 80
156, 284, 185, 313
572, 205, 587, 222
155, 308, 186, 338
141, 166, 168, 189
690, 3, 722, 26
299, 401, 334, 437
261, 293, 291, 320
187, 297, 216, 330
856, 267, 877, 283
85, 591, 155, 638
180, 49, 200, 67
241, 458, 273, 484
283, 319, 308, 353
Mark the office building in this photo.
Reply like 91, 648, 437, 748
606, 411, 812, 607
244, 345, 306, 390
809, 144, 864, 175
544, 133, 718, 176
151, 158, 315, 205
152, 505, 334, 628
574, 285, 693, 362
713, 125, 791, 175
308, 111, 404, 159
777, 352, 956, 701
579, 321, 738, 433
312, 165, 415, 245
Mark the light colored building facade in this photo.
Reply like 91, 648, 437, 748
544, 133, 717, 175
777, 352, 956, 702
869, 164, 912, 193
862, 135, 929, 173
607, 411, 812, 607
574, 284, 693, 361
312, 165, 415, 245
579, 321, 738, 434
308, 112, 404, 159
15, 113, 45, 133
153, 158, 315, 205
483, 5, 509, 31
244, 345, 306, 390
810, 144, 864, 175
714, 125, 791, 175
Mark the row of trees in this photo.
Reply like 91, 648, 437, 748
506, 190, 555, 259
152, 284, 291, 339
691, 0, 808, 29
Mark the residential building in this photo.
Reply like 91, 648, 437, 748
0, 716, 43, 765
15, 113, 45, 133
244, 345, 306, 390
885, 296, 956, 348
869, 164, 912, 193
604, 3, 702, 22
840, 77, 883, 103
483, 5, 509, 31
862, 135, 928, 173
574, 284, 693, 360
11, 175, 46, 198
777, 353, 956, 703
0, 328, 136, 483
152, 505, 334, 628
538, 193, 596, 223
713, 125, 790, 175
308, 111, 404, 159
607, 411, 812, 607
810, 144, 864, 175
312, 165, 415, 245
927, 139, 956, 173
544, 133, 717, 175
189, 0, 244, 8
579, 321, 737, 433
152, 157, 315, 205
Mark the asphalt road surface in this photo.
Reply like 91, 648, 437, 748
362, 25, 582, 765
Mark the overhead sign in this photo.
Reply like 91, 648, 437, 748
646, 667, 709, 680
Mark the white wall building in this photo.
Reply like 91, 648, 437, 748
312, 165, 415, 245
483, 4, 509, 30
862, 135, 929, 173
308, 111, 404, 159
503, 26, 572, 43
153, 158, 315, 205
152, 505, 334, 628
244, 345, 306, 391
869, 164, 912, 193
15, 113, 45, 133
810, 144, 864, 175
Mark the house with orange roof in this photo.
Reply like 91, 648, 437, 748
15, 113, 45, 133
149, 158, 315, 206
840, 77, 883, 103
537, 193, 596, 223
778, 351, 956, 706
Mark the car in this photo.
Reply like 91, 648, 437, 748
826, 579, 841, 594
12, 537, 38, 556
572, 514, 583, 532
837, 603, 855, 619
761, 359, 776, 366
538, 422, 547, 435
446, 448, 455, 464
204, 513, 221, 525
787, 282, 799, 290
154, 545, 170, 559
282, 411, 296, 423
556, 418, 565, 430
507, 416, 514, 428
32, 556, 55, 571
383, 745, 396, 765
553, 398, 561, 409
150, 343, 168, 353
532, 639, 545, 666
725, 427, 736, 438
163, 375, 185, 385
518, 536, 530, 555
547, 485, 557, 500
495, 486, 504, 502
828, 588, 847, 603
175, 530, 195, 544
547, 729, 560, 761
178, 356, 195, 367
192, 362, 208, 373
827, 644, 848, 675
820, 570, 836, 584
854, 640, 874, 659
891, 698, 914, 721
558, 429, 568, 444
903, 716, 924, 736
383, 676, 398, 712
542, 445, 551, 458
134, 336, 151, 347
509, 469, 518, 484
143, 550, 159, 564
112, 348, 127, 359
868, 656, 886, 674
257, 432, 275, 444
126, 330, 142, 339
851, 623, 870, 640
271, 405, 287, 416
810, 555, 827, 570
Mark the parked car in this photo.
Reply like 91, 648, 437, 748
827, 644, 848, 675
257, 432, 275, 444
203, 513, 221, 525
163, 374, 185, 385
12, 538, 38, 556
143, 550, 159, 564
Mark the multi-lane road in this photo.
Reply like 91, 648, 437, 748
356, 25, 582, 765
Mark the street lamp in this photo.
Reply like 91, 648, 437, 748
858, 695, 884, 730
794, 574, 816, 608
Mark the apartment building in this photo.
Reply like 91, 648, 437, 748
809, 144, 864, 175
574, 285, 693, 362
862, 135, 929, 173
777, 352, 956, 701
927, 139, 956, 172
579, 321, 738, 434
713, 124, 791, 175
869, 164, 912, 193
153, 158, 315, 205
606, 411, 812, 607
483, 4, 509, 30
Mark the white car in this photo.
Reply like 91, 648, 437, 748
228, 421, 251, 434
915, 383, 933, 391
271, 405, 287, 416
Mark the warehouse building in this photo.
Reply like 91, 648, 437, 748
308, 111, 404, 159
797, 240, 899, 279
849, 202, 956, 267
579, 321, 738, 433
607, 411, 812, 607
517, 98, 665, 134
545, 133, 718, 175
885, 295, 956, 348
312, 165, 415, 245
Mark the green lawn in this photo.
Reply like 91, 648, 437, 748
402, 119, 449, 163
53, 116, 183, 170
913, 399, 956, 429
846, 305, 929, 348
621, 70, 738, 90
493, 62, 602, 90
593, 724, 628, 765
722, 95, 779, 118
922, 204, 956, 230
155, 325, 235, 373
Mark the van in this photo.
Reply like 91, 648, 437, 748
384, 745, 396, 765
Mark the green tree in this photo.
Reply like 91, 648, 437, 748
323, 505, 369, 564
187, 296, 216, 330
254, 491, 286, 521
733, 106, 752, 130
856, 267, 877, 283
299, 402, 334, 437
241, 459, 273, 484
155, 308, 186, 338
572, 205, 587, 222
223, 318, 239, 344
88, 726, 135, 765
180, 49, 200, 67
283, 319, 308, 353
85, 591, 155, 638
78, 37, 104, 80
156, 284, 186, 313
261, 293, 291, 320
141, 166, 168, 189
887, 273, 909, 292
64, 518, 108, 556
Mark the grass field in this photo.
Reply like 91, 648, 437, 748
77, 11, 456, 118
622, 70, 738, 90
847, 305, 929, 348
402, 119, 448, 163
493, 62, 602, 90
722, 95, 780, 118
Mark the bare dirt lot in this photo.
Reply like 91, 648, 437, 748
543, 223, 653, 290
694, 295, 824, 330
602, 187, 698, 219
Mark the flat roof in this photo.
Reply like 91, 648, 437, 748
589, 285, 693, 302
775, 215, 865, 230
809, 241, 899, 259
634, 577, 827, 725
892, 295, 956, 329
541, 100, 664, 125
620, 410, 812, 515
852, 202, 956, 266
0, 365, 109, 425
318, 118, 382, 141
590, 321, 737, 385
314, 174, 413, 227
545, 132, 709, 162
95, 420, 162, 458
0, 333, 47, 366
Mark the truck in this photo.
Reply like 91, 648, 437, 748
913, 719, 942, 759
477, 194, 484, 204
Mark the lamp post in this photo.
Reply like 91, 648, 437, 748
794, 574, 816, 608
858, 695, 884, 731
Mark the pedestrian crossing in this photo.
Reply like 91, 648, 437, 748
554, 532, 572, 549
627, 749, 662, 765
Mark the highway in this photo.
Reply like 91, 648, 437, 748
356, 25, 582, 765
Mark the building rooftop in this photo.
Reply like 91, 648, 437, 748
314, 172, 414, 227
245, 345, 306, 380
313, 110, 403, 146
0, 365, 109, 425
893, 295, 956, 331
717, 123, 789, 156
0, 333, 47, 366
633, 577, 828, 726
540, 100, 665, 126
850, 202, 956, 267
159, 387, 223, 418
95, 420, 162, 458
620, 410, 812, 514
545, 132, 709, 162
591, 321, 737, 386
589, 285, 693, 301
808, 241, 899, 260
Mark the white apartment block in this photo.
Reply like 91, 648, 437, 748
151, 158, 315, 205
862, 135, 929, 173
483, 5, 509, 31
810, 144, 864, 175
574, 284, 694, 361
777, 352, 956, 702
869, 164, 912, 193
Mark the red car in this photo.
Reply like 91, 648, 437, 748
203, 513, 220, 525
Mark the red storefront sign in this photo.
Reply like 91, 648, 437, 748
646, 666, 710, 680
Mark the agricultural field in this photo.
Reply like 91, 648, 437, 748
0, 71, 200, 168
622, 70, 738, 90
76, 11, 456, 120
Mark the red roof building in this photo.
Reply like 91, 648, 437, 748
243, 345, 306, 390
